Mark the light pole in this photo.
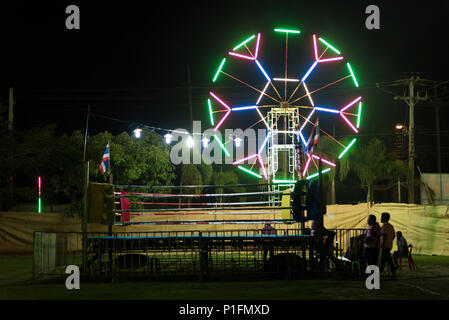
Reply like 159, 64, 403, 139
394, 124, 408, 203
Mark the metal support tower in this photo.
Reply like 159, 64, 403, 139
267, 106, 300, 204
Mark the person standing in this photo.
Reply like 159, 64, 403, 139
380, 212, 397, 279
364, 215, 381, 267
262, 223, 277, 263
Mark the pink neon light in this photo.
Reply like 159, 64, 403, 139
303, 156, 312, 177
38, 176, 41, 196
320, 159, 336, 167
312, 155, 336, 167
340, 96, 362, 112
233, 154, 258, 165
340, 113, 359, 133
254, 33, 261, 59
258, 155, 268, 180
228, 52, 255, 60
214, 110, 230, 131
318, 57, 344, 63
313, 34, 318, 61
209, 92, 231, 110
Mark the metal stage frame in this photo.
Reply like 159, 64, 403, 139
33, 228, 365, 280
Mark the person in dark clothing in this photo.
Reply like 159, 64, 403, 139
306, 180, 337, 268
364, 215, 381, 266
262, 223, 277, 262
380, 212, 397, 279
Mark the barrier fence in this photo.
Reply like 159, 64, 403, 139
33, 228, 365, 280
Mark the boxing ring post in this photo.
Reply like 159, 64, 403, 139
81, 161, 89, 273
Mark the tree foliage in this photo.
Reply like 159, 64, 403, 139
348, 137, 409, 203
1, 127, 175, 214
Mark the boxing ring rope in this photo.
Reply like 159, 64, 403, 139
114, 183, 272, 189
113, 183, 296, 226
114, 191, 288, 198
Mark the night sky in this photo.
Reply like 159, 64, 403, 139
1, 1, 448, 171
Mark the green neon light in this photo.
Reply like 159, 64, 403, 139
338, 138, 357, 159
213, 58, 226, 83
238, 166, 262, 179
214, 134, 230, 157
273, 179, 296, 184
38, 198, 41, 213
233, 35, 255, 51
306, 168, 331, 180
347, 63, 359, 88
356, 102, 362, 128
208, 99, 214, 126
274, 28, 301, 34
318, 37, 341, 54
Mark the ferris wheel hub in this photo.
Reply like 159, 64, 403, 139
280, 101, 290, 109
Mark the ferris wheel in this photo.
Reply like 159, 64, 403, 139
207, 27, 362, 184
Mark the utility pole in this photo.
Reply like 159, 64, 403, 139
8, 88, 14, 209
378, 73, 429, 204
187, 66, 193, 132
398, 75, 418, 204
82, 105, 90, 273
8, 88, 14, 130
434, 82, 442, 204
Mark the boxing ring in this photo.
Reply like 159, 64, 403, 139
112, 183, 296, 227
33, 182, 365, 279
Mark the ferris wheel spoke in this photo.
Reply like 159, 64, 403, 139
290, 105, 314, 110
272, 114, 282, 129
255, 105, 280, 108
293, 109, 346, 148
290, 114, 300, 131
243, 44, 255, 59
285, 33, 289, 100
287, 47, 329, 103
244, 112, 271, 132
268, 81, 284, 101
290, 75, 351, 104
220, 71, 281, 104
286, 81, 304, 104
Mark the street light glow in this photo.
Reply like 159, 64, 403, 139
133, 128, 142, 139
202, 137, 209, 148
187, 136, 194, 148
164, 133, 173, 144
234, 137, 242, 147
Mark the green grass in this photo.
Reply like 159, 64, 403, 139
1, 255, 449, 300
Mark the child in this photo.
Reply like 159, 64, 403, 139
393, 231, 408, 268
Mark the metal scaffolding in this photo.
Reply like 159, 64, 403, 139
267, 107, 300, 204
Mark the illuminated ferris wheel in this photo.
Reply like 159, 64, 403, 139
207, 27, 362, 185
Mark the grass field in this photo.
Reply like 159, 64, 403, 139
1, 254, 449, 300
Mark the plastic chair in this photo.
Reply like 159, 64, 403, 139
399, 244, 417, 270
